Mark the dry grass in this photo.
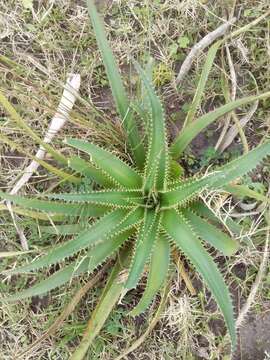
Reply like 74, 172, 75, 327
0, 0, 270, 359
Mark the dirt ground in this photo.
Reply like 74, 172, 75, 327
234, 311, 270, 360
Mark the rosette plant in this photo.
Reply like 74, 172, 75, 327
1, 1, 270, 358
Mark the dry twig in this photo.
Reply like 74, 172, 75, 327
175, 18, 236, 85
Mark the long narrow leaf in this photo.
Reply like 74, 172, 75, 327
183, 42, 220, 128
162, 141, 270, 208
130, 235, 170, 316
162, 209, 236, 348
86, 0, 145, 168
181, 208, 239, 256
170, 91, 270, 158
7, 207, 143, 275
4, 230, 133, 302
3, 263, 87, 302
208, 141, 270, 188
134, 62, 168, 191
0, 191, 108, 218
68, 156, 114, 187
5, 209, 128, 274
70, 248, 130, 360
66, 138, 143, 189
190, 201, 242, 236
46, 189, 143, 208
125, 210, 160, 290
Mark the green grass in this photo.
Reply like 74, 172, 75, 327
0, 0, 270, 359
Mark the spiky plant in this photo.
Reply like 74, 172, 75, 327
1, 1, 270, 358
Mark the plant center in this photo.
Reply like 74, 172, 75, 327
145, 191, 160, 209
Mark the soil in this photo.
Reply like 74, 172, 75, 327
234, 309, 270, 360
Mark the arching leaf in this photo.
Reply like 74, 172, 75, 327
162, 209, 236, 349
4, 229, 133, 302
68, 156, 114, 187
5, 209, 129, 274
125, 210, 160, 290
86, 0, 145, 168
0, 191, 108, 218
181, 208, 238, 256
70, 247, 131, 360
130, 235, 169, 316
45, 189, 143, 208
170, 92, 270, 158
134, 62, 168, 192
66, 138, 143, 189
183, 41, 220, 128
162, 141, 270, 208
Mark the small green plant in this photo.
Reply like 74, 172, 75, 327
152, 62, 173, 86
1, 1, 270, 358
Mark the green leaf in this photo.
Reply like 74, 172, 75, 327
70, 248, 131, 360
134, 62, 168, 192
170, 91, 270, 158
190, 201, 242, 236
169, 160, 185, 180
6, 209, 128, 274
181, 208, 239, 256
86, 0, 145, 168
66, 138, 143, 189
189, 201, 220, 223
68, 156, 114, 187
178, 36, 190, 48
21, 0, 33, 9
40, 224, 87, 235
129, 235, 170, 316
125, 210, 160, 290
162, 141, 270, 208
85, 229, 133, 272
162, 209, 236, 349
0, 203, 65, 221
183, 42, 220, 127
0, 191, 108, 218
4, 263, 86, 302
4, 230, 133, 302
46, 189, 143, 208
207, 141, 270, 189
161, 178, 205, 208
116, 205, 144, 229
223, 184, 269, 203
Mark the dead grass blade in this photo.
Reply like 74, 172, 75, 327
236, 206, 270, 328
215, 44, 249, 154
219, 100, 258, 153
5, 74, 80, 250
